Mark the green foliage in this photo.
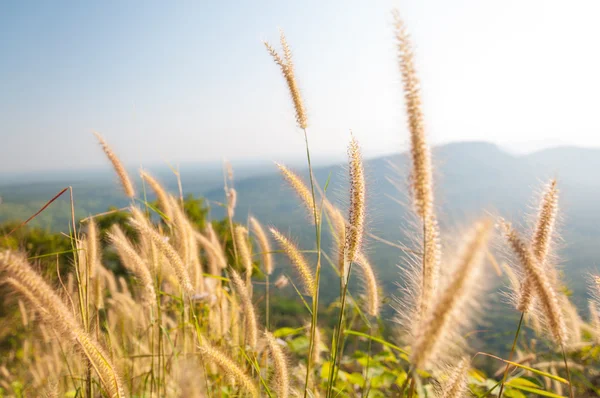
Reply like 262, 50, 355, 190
183, 195, 208, 230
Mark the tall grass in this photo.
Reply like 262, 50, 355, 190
0, 10, 598, 398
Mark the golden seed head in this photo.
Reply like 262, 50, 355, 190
276, 163, 320, 225
355, 252, 380, 317
230, 270, 258, 350
419, 214, 441, 317
343, 135, 366, 273
393, 12, 434, 220
274, 274, 289, 289
439, 357, 470, 398
531, 179, 559, 263
324, 201, 347, 274
226, 188, 237, 219
198, 338, 259, 398
234, 225, 253, 280
129, 211, 194, 296
107, 225, 156, 304
196, 231, 227, 271
0, 251, 126, 397
86, 218, 99, 278
518, 180, 559, 313
249, 216, 274, 275
270, 228, 315, 295
411, 220, 492, 369
93, 131, 135, 199
264, 31, 307, 129
265, 331, 290, 398
140, 169, 173, 221
501, 219, 567, 345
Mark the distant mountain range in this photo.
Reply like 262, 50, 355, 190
1, 141, 598, 308
201, 141, 600, 308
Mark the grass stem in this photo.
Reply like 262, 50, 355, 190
497, 311, 524, 397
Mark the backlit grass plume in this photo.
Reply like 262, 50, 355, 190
250, 216, 274, 275
518, 179, 559, 312
276, 162, 319, 225
343, 135, 366, 276
264, 30, 307, 129
0, 251, 125, 398
235, 225, 253, 285
129, 208, 194, 296
439, 357, 470, 398
106, 225, 156, 304
531, 180, 559, 266
230, 270, 258, 350
325, 201, 348, 274
226, 187, 237, 219
86, 219, 99, 278
265, 331, 290, 398
500, 220, 567, 345
411, 220, 492, 369
592, 275, 600, 301
270, 227, 315, 295
393, 13, 434, 220
309, 324, 324, 365
196, 231, 227, 271
140, 169, 173, 221
355, 252, 380, 317
198, 337, 259, 398
93, 132, 135, 199
394, 11, 441, 319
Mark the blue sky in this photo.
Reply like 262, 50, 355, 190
2, 1, 600, 172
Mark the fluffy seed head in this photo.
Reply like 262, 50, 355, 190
393, 13, 442, 321
343, 135, 366, 275
420, 213, 441, 317
500, 220, 567, 345
309, 324, 324, 365
0, 252, 125, 397
274, 274, 289, 289
270, 228, 315, 295
249, 216, 274, 275
439, 357, 470, 398
107, 225, 156, 304
393, 12, 434, 220
531, 180, 559, 263
323, 201, 346, 271
355, 252, 380, 317
140, 169, 173, 221
265, 332, 289, 398
591, 274, 600, 302
561, 295, 582, 346
411, 220, 492, 369
198, 337, 259, 398
276, 163, 319, 225
519, 180, 560, 312
129, 211, 194, 296
235, 225, 253, 284
230, 271, 258, 350
226, 188, 237, 219
196, 232, 227, 271
93, 132, 135, 199
86, 218, 100, 278
264, 31, 307, 129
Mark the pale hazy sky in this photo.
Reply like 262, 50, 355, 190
2, 0, 600, 172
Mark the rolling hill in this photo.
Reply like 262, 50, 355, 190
1, 141, 598, 309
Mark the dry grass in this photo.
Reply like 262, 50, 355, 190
0, 12, 597, 398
